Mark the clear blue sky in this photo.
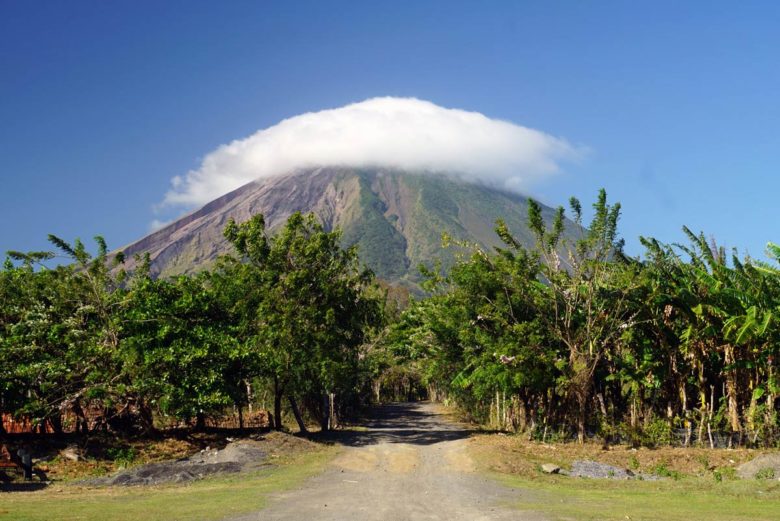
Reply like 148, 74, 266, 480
1, 1, 778, 260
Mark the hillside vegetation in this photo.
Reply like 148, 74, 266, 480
118, 167, 573, 287
2, 186, 779, 450
384, 189, 780, 447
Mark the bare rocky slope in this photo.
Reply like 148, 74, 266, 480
121, 167, 572, 285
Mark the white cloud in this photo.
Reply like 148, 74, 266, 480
161, 97, 584, 208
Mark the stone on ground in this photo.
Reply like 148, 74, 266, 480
89, 440, 268, 487
570, 460, 635, 479
736, 454, 780, 479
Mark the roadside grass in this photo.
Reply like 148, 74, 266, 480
493, 471, 780, 521
469, 433, 780, 521
0, 445, 337, 521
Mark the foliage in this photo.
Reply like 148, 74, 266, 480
218, 212, 383, 431
385, 189, 780, 446
2, 187, 779, 446
0, 213, 383, 434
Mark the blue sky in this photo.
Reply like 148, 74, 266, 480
1, 1, 778, 261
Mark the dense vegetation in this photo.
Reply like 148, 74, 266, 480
2, 190, 779, 448
384, 190, 780, 447
0, 212, 383, 434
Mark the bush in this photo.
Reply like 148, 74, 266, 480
653, 462, 681, 480
643, 418, 674, 447
755, 467, 776, 480
713, 466, 736, 482
106, 447, 137, 468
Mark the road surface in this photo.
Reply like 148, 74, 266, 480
230, 402, 542, 521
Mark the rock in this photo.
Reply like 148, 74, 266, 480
60, 445, 81, 462
541, 463, 561, 474
86, 440, 268, 487
570, 460, 635, 480
737, 454, 780, 479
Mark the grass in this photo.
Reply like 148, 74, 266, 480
468, 433, 780, 521
0, 445, 336, 521
493, 471, 780, 521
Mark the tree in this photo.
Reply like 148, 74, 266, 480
121, 264, 247, 429
218, 212, 382, 432
1, 235, 135, 432
520, 189, 638, 443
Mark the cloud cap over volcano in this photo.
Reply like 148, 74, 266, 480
162, 97, 584, 207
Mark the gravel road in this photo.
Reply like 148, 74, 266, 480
229, 402, 542, 521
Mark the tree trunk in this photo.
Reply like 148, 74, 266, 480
723, 344, 741, 434
245, 381, 254, 414
708, 385, 716, 448
195, 411, 206, 431
576, 394, 587, 444
273, 377, 283, 430
697, 359, 707, 447
237, 404, 244, 431
288, 395, 308, 434
329, 393, 336, 429
767, 363, 776, 438
49, 413, 63, 435
138, 400, 156, 434
321, 393, 330, 432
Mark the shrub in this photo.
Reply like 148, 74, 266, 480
714, 466, 736, 482
643, 418, 674, 447
653, 462, 681, 480
106, 447, 137, 468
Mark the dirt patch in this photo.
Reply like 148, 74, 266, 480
1, 435, 202, 484
444, 444, 476, 473
332, 447, 379, 472
469, 433, 767, 479
261, 431, 320, 457
384, 444, 418, 473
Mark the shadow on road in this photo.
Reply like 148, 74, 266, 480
318, 402, 473, 447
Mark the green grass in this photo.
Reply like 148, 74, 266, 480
1, 448, 335, 521
494, 472, 780, 521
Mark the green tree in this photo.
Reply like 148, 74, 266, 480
121, 264, 249, 429
521, 189, 638, 443
219, 212, 382, 432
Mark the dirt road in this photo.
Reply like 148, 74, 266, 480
230, 402, 541, 521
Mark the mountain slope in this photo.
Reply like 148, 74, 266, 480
121, 167, 573, 284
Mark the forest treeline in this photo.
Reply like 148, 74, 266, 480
387, 190, 780, 447
0, 213, 383, 435
2, 190, 779, 447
